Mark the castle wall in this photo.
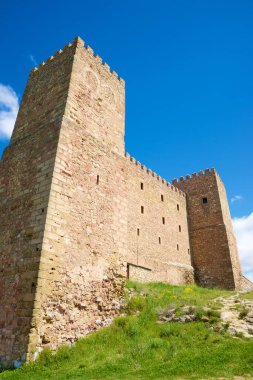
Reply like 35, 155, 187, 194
29, 38, 193, 356
0, 44, 75, 366
123, 155, 193, 284
173, 170, 242, 289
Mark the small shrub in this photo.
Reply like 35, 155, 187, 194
160, 326, 173, 338
208, 316, 221, 324
195, 307, 204, 320
37, 348, 54, 367
55, 346, 71, 362
149, 338, 164, 349
160, 326, 180, 338
223, 322, 230, 331
206, 309, 221, 319
125, 321, 140, 337
235, 332, 244, 338
174, 307, 183, 317
127, 296, 146, 314
239, 308, 248, 320
115, 316, 128, 328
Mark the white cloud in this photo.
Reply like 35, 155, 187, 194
0, 84, 19, 139
233, 213, 253, 282
231, 195, 243, 203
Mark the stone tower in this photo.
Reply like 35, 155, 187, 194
173, 169, 242, 290
0, 37, 244, 367
0, 37, 126, 367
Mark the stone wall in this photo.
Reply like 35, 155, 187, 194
123, 154, 193, 284
31, 37, 193, 357
173, 170, 242, 290
25, 38, 127, 358
0, 42, 75, 366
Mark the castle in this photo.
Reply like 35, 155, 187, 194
0, 36, 250, 367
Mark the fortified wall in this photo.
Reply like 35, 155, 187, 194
0, 37, 244, 367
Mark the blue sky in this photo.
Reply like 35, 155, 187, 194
0, 0, 252, 278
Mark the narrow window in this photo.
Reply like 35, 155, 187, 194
41, 208, 45, 213
159, 237, 161, 245
141, 206, 144, 214
202, 197, 208, 204
177, 204, 180, 211
96, 175, 99, 185
179, 225, 181, 232
137, 228, 140, 236
127, 263, 130, 279
188, 248, 190, 255
140, 182, 144, 190
161, 194, 164, 202
162, 217, 165, 225
31, 282, 36, 293
177, 244, 179, 251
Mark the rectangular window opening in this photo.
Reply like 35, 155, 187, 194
159, 237, 161, 245
137, 228, 140, 236
127, 263, 130, 279
202, 197, 208, 204
179, 225, 181, 232
140, 182, 144, 190
161, 194, 164, 202
162, 217, 165, 225
141, 206, 144, 214
96, 175, 99, 185
177, 244, 179, 251
177, 204, 180, 211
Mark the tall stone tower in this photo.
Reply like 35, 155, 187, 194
0, 37, 126, 367
173, 169, 242, 290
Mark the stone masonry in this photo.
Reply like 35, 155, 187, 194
0, 36, 247, 367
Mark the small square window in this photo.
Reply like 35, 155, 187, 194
202, 197, 208, 204
141, 206, 144, 214
161, 194, 164, 202
140, 182, 144, 190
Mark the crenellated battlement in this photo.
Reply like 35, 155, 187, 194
172, 168, 216, 186
124, 152, 186, 197
31, 36, 124, 84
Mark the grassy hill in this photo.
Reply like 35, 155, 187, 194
1, 281, 253, 380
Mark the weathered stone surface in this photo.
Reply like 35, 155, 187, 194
173, 171, 242, 290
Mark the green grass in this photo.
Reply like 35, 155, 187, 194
239, 291, 253, 300
1, 281, 253, 380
